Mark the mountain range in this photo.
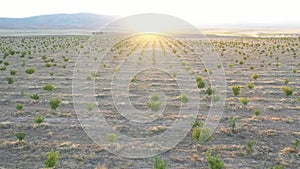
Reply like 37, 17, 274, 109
0, 13, 299, 33
0, 13, 119, 29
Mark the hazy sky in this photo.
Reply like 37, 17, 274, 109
1, 0, 299, 26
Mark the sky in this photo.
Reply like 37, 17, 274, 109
0, 0, 299, 26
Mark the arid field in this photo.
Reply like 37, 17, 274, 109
0, 34, 299, 169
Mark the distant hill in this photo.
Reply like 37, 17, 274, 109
0, 13, 119, 29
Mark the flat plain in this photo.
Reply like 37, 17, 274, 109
0, 33, 299, 169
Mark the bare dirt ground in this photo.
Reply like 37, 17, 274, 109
0, 34, 299, 169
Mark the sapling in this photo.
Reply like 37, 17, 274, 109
153, 156, 167, 169
44, 149, 59, 168
15, 132, 26, 141
281, 86, 293, 96
232, 86, 241, 96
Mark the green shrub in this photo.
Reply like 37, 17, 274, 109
30, 93, 40, 100
106, 133, 118, 143
86, 76, 92, 81
232, 86, 241, 96
293, 138, 299, 150
34, 115, 44, 124
131, 76, 136, 83
203, 152, 224, 169
16, 104, 23, 110
228, 63, 233, 68
153, 156, 167, 169
251, 74, 258, 80
247, 140, 254, 151
179, 94, 189, 103
238, 97, 248, 105
270, 165, 284, 169
192, 127, 211, 144
15, 132, 26, 141
7, 77, 14, 84
229, 116, 236, 132
247, 83, 254, 89
0, 66, 6, 71
43, 84, 54, 91
86, 102, 94, 111
63, 57, 69, 62
191, 119, 203, 128
205, 87, 214, 96
281, 86, 293, 96
10, 70, 17, 75
284, 79, 289, 85
45, 63, 51, 67
196, 76, 205, 89
49, 98, 61, 110
147, 94, 162, 112
253, 109, 260, 116
44, 149, 59, 168
25, 67, 35, 74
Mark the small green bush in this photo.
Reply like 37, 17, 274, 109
30, 93, 40, 100
191, 120, 203, 128
229, 116, 236, 132
228, 63, 233, 68
196, 76, 205, 89
205, 87, 214, 96
34, 115, 44, 124
0, 66, 6, 71
25, 67, 35, 74
43, 84, 54, 91
232, 86, 241, 96
86, 76, 92, 81
281, 86, 293, 96
7, 77, 14, 84
131, 76, 136, 83
293, 138, 299, 150
16, 104, 23, 110
192, 127, 211, 144
49, 98, 61, 110
251, 74, 259, 80
270, 165, 284, 169
15, 132, 26, 141
284, 79, 289, 85
45, 63, 51, 67
44, 149, 59, 168
203, 152, 224, 169
10, 70, 17, 75
179, 94, 189, 103
247, 140, 254, 151
86, 102, 94, 111
247, 83, 254, 89
147, 94, 162, 112
253, 109, 260, 116
153, 156, 167, 169
106, 133, 118, 143
238, 97, 248, 105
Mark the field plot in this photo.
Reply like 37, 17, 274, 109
0, 34, 299, 169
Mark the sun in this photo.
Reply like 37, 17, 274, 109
106, 13, 198, 34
